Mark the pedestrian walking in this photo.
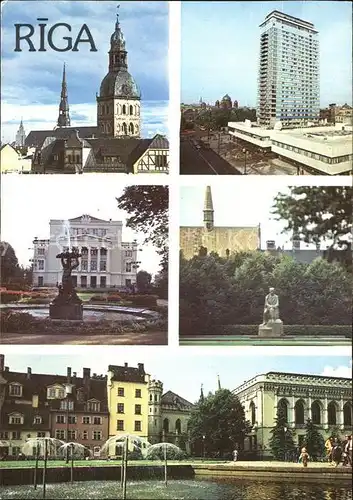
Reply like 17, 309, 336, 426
232, 449, 238, 462
344, 435, 352, 467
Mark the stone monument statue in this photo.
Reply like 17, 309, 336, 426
49, 251, 83, 320
258, 287, 284, 337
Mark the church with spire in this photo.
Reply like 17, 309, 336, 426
180, 185, 260, 260
15, 119, 26, 148
24, 8, 168, 174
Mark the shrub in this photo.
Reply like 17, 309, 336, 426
0, 292, 23, 303
25, 297, 52, 304
186, 324, 352, 337
146, 446, 187, 461
106, 294, 121, 303
129, 295, 158, 307
1, 311, 37, 332
89, 295, 107, 303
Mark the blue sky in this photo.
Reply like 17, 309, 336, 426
1, 348, 351, 404
1, 0, 169, 142
181, 1, 352, 107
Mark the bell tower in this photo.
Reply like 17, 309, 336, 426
97, 6, 141, 138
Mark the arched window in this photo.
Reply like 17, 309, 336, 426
149, 394, 152, 402
163, 418, 169, 433
175, 419, 181, 433
343, 402, 352, 427
249, 401, 256, 425
277, 398, 288, 423
327, 402, 337, 426
122, 105, 126, 115
294, 400, 305, 425
311, 401, 321, 425
129, 105, 133, 115
122, 123, 127, 135
129, 122, 134, 134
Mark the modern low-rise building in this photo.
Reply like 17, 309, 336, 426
233, 371, 352, 459
228, 121, 352, 175
31, 214, 139, 290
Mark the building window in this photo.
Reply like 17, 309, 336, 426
60, 400, 74, 411
249, 401, 256, 425
118, 387, 125, 397
90, 248, 98, 256
327, 402, 337, 426
135, 389, 141, 398
37, 248, 45, 255
56, 415, 65, 424
47, 388, 56, 398
163, 418, 169, 433
68, 415, 77, 424
87, 401, 100, 412
294, 400, 305, 425
11, 446, 21, 456
175, 419, 181, 433
38, 260, 44, 270
9, 384, 22, 397
311, 401, 321, 425
82, 416, 90, 424
125, 262, 132, 272
68, 430, 76, 440
56, 429, 65, 440
33, 416, 42, 424
90, 260, 97, 271
81, 260, 88, 271
9, 414, 23, 424
278, 399, 288, 423
83, 430, 88, 440
0, 431, 9, 439
125, 250, 133, 257
135, 405, 141, 415
93, 416, 102, 425
93, 431, 102, 440
12, 431, 21, 439
343, 402, 352, 427
37, 432, 46, 437
100, 261, 107, 271
117, 420, 124, 431
117, 403, 124, 414
134, 421, 141, 432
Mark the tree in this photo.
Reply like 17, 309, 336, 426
272, 187, 352, 270
188, 389, 251, 458
269, 407, 296, 461
0, 242, 20, 286
152, 268, 168, 299
116, 186, 168, 270
303, 419, 325, 461
136, 270, 152, 294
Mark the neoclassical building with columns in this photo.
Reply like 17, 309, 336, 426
32, 214, 139, 290
233, 371, 352, 458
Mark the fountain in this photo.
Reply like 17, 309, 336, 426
146, 443, 186, 486
49, 250, 83, 320
101, 434, 151, 500
21, 437, 64, 498
58, 442, 92, 483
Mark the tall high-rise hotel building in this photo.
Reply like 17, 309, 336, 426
258, 11, 320, 128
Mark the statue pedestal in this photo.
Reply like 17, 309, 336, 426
49, 303, 83, 321
258, 319, 284, 337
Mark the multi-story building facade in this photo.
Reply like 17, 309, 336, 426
233, 371, 352, 459
32, 214, 139, 289
180, 186, 260, 260
0, 356, 109, 458
258, 11, 319, 129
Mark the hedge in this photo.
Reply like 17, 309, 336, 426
129, 295, 158, 307
181, 325, 352, 337
0, 292, 23, 303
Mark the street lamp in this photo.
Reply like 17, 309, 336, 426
284, 425, 288, 462
64, 384, 72, 464
202, 435, 206, 460
242, 148, 248, 175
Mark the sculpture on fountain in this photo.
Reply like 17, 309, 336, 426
258, 287, 284, 337
49, 250, 83, 320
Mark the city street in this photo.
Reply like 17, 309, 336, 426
180, 138, 242, 174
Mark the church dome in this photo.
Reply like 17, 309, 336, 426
222, 94, 232, 102
99, 70, 141, 99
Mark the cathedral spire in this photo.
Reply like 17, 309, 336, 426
203, 186, 214, 230
217, 374, 221, 391
15, 118, 26, 147
200, 384, 204, 403
109, 5, 128, 72
57, 63, 71, 127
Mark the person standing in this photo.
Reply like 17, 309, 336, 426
345, 435, 352, 467
233, 449, 238, 462
299, 447, 309, 467
325, 436, 333, 465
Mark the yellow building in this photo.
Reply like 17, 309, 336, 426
0, 144, 31, 173
180, 186, 260, 260
107, 363, 149, 456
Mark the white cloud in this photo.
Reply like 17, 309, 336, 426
321, 361, 352, 379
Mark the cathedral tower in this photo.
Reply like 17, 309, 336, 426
15, 119, 26, 147
97, 8, 141, 138
203, 185, 214, 230
148, 379, 163, 444
57, 64, 71, 127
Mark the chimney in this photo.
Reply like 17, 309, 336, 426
32, 395, 39, 408
124, 362, 128, 368
67, 367, 71, 383
27, 367, 32, 379
137, 363, 144, 373
5, 366, 9, 372
83, 368, 90, 380
83, 368, 91, 395
72, 372, 77, 381
0, 354, 4, 372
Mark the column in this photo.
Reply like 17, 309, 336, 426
290, 395, 295, 428
87, 246, 91, 287
338, 397, 344, 430
274, 390, 278, 418
106, 247, 111, 287
256, 389, 262, 426
322, 395, 328, 430
307, 394, 312, 421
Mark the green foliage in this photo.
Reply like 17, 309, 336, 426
0, 242, 20, 285
269, 407, 296, 461
327, 426, 342, 445
146, 446, 187, 461
188, 389, 251, 458
152, 268, 168, 299
1, 311, 37, 332
210, 324, 352, 336
304, 419, 325, 460
136, 270, 152, 294
194, 108, 256, 131
129, 295, 158, 307
116, 186, 168, 270
272, 186, 352, 271
179, 251, 352, 333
